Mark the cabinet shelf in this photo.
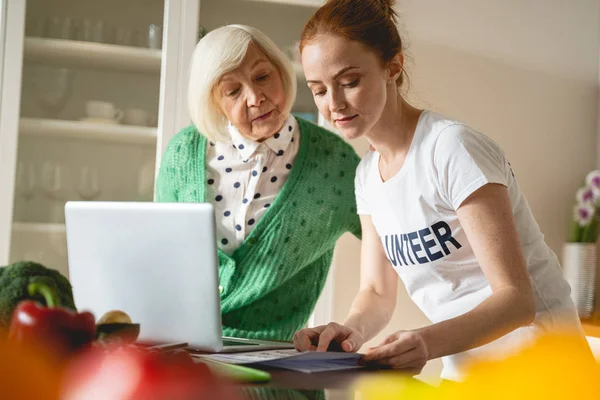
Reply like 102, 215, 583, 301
23, 37, 162, 74
19, 118, 157, 145
12, 222, 66, 234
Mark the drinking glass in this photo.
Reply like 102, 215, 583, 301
47, 16, 73, 40
33, 66, 75, 118
15, 161, 36, 201
41, 162, 68, 223
76, 166, 101, 201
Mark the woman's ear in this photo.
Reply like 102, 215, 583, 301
388, 52, 404, 83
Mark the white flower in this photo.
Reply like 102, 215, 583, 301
585, 170, 600, 188
593, 186, 600, 203
574, 204, 595, 227
576, 187, 595, 204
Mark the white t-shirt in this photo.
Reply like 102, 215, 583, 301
206, 115, 299, 255
355, 111, 580, 381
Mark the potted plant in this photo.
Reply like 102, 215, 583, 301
564, 170, 600, 319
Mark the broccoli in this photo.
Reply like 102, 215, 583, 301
0, 261, 76, 329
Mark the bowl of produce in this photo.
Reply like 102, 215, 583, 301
95, 310, 140, 344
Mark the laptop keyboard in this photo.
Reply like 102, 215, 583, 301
222, 338, 259, 347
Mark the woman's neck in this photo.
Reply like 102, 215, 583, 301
367, 92, 422, 163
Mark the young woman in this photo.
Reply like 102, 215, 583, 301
293, 0, 586, 381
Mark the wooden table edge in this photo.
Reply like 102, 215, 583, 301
582, 321, 600, 337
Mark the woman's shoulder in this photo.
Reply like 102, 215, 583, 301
419, 112, 507, 180
161, 125, 204, 166
296, 116, 335, 140
421, 111, 490, 147
420, 110, 468, 137
168, 124, 203, 147
296, 117, 360, 163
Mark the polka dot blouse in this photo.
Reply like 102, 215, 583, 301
205, 115, 300, 255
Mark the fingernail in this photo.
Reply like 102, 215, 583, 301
343, 341, 353, 351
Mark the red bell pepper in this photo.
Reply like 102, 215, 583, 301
61, 346, 242, 400
8, 282, 96, 359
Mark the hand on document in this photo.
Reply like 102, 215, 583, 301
362, 330, 428, 376
293, 324, 428, 376
293, 322, 364, 353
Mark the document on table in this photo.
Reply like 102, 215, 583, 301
192, 349, 363, 373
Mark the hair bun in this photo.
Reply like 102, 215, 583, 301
375, 0, 397, 22
303, 0, 405, 84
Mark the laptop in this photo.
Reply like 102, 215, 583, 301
65, 201, 294, 353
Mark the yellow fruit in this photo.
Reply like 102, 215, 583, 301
354, 333, 600, 400
97, 310, 132, 325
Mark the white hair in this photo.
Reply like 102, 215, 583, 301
187, 25, 297, 143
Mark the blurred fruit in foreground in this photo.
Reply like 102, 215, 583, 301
62, 345, 243, 400
0, 339, 62, 400
8, 282, 96, 359
355, 334, 600, 400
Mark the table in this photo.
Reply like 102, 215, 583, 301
250, 368, 380, 390
582, 313, 600, 338
239, 368, 428, 400
583, 322, 600, 337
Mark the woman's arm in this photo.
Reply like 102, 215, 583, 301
342, 214, 399, 343
154, 141, 179, 203
294, 215, 398, 352
364, 183, 536, 366
417, 183, 535, 359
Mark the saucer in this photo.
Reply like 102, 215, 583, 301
80, 117, 121, 125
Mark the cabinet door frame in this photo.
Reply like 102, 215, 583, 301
0, 0, 26, 265
155, 0, 199, 180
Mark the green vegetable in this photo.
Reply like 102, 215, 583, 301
0, 261, 76, 329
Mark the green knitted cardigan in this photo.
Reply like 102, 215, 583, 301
155, 117, 361, 341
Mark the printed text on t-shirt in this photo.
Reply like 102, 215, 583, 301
383, 221, 462, 266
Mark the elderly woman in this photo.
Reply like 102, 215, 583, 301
155, 25, 361, 341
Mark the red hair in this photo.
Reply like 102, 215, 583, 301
300, 0, 405, 85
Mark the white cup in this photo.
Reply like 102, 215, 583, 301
123, 108, 151, 126
86, 101, 123, 121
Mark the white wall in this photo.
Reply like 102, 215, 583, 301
330, 0, 600, 383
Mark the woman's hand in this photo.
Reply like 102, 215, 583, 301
293, 322, 364, 353
362, 330, 428, 375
